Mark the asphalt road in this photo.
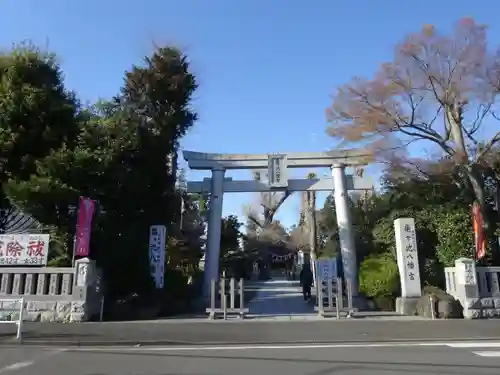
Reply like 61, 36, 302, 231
1, 341, 500, 375
2, 319, 500, 346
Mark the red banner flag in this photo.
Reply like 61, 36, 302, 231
471, 202, 486, 260
74, 197, 95, 257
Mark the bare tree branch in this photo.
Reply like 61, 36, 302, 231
328, 18, 500, 217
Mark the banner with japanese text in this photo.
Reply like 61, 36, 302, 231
471, 202, 486, 260
0, 234, 50, 266
315, 258, 338, 284
74, 196, 95, 257
148, 225, 166, 289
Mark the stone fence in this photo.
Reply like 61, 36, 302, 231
0, 257, 103, 322
445, 258, 500, 319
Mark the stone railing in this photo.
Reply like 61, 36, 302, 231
0, 257, 103, 322
445, 258, 500, 319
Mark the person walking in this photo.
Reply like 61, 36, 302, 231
299, 265, 313, 301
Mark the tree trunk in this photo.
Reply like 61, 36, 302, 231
306, 191, 317, 284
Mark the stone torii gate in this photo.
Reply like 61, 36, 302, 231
182, 150, 372, 298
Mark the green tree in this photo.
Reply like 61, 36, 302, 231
220, 215, 242, 260
316, 195, 339, 258
5, 45, 199, 299
0, 44, 79, 232
5, 107, 118, 264
166, 191, 206, 272
315, 192, 376, 261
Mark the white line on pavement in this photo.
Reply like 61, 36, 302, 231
0, 349, 65, 373
68, 341, 500, 352
0, 361, 35, 373
472, 351, 500, 357
446, 342, 500, 348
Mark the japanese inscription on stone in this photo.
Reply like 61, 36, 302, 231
456, 259, 477, 286
464, 262, 476, 285
267, 154, 288, 188
394, 218, 422, 298
76, 263, 88, 287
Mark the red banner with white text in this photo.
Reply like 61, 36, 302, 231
74, 196, 95, 257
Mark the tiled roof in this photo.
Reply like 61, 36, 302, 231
0, 210, 41, 234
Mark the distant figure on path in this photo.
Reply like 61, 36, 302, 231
299, 266, 313, 301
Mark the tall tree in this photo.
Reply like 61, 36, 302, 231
0, 44, 79, 232
326, 18, 500, 250
220, 215, 242, 260
5, 45, 199, 297
303, 173, 318, 270
316, 195, 340, 258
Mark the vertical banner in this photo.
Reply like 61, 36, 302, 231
315, 258, 338, 284
149, 225, 166, 289
74, 196, 95, 257
471, 202, 486, 260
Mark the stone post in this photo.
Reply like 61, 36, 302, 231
454, 258, 480, 319
331, 164, 358, 295
71, 257, 102, 322
204, 168, 225, 298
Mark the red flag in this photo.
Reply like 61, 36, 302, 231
74, 197, 95, 257
471, 202, 486, 260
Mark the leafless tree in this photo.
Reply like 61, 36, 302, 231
327, 18, 500, 236
244, 170, 290, 245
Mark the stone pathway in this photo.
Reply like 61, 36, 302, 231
246, 277, 315, 318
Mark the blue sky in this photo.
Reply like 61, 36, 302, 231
1, 0, 499, 228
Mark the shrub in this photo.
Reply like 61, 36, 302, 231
163, 268, 189, 300
433, 208, 473, 267
373, 295, 396, 311
371, 205, 473, 287
359, 252, 400, 299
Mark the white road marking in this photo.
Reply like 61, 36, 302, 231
445, 342, 500, 358
446, 342, 500, 348
69, 341, 499, 352
472, 351, 500, 357
0, 361, 34, 373
0, 349, 65, 373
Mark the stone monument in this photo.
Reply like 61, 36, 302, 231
394, 218, 423, 315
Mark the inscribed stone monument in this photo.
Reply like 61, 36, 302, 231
394, 218, 422, 298
394, 218, 422, 315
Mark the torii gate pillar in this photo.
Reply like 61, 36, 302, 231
332, 164, 358, 295
204, 168, 225, 296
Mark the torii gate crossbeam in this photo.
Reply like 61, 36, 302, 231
187, 176, 372, 193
